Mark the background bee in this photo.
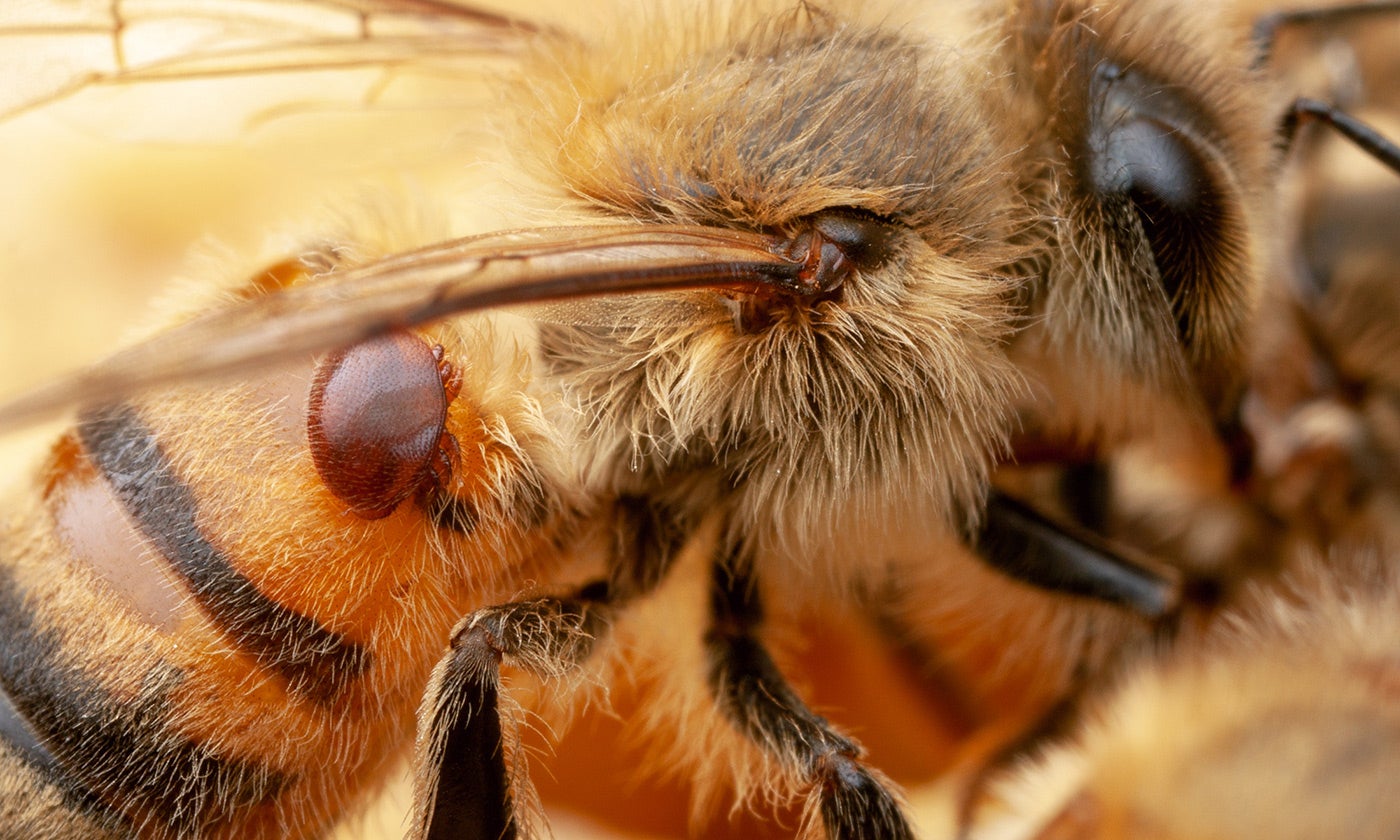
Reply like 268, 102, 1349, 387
1069, 0, 1400, 580
0, 0, 1344, 838
964, 4, 1400, 837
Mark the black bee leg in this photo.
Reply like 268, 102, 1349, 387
409, 495, 690, 840
410, 583, 612, 840
706, 559, 915, 840
975, 489, 1181, 619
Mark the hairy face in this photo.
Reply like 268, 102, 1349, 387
525, 9, 1031, 557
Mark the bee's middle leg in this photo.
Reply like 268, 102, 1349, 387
705, 559, 916, 840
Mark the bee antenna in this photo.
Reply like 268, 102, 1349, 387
1280, 98, 1400, 176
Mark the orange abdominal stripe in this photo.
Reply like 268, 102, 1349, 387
75, 404, 371, 702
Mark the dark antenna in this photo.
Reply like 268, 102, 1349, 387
1253, 2, 1400, 174
1283, 98, 1400, 174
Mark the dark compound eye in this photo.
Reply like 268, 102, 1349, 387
307, 332, 453, 519
1097, 114, 1208, 223
1086, 61, 1241, 351
1092, 98, 1220, 313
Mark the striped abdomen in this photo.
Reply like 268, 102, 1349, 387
0, 313, 570, 838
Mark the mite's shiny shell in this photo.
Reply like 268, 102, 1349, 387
307, 332, 458, 519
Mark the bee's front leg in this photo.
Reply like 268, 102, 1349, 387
409, 496, 689, 839
411, 585, 612, 840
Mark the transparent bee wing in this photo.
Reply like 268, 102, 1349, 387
0, 0, 539, 121
0, 224, 802, 428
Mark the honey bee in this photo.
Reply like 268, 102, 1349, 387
964, 6, 1400, 837
0, 0, 1328, 837
966, 256, 1400, 840
1061, 0, 1400, 575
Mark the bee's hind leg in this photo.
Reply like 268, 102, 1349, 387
706, 559, 916, 840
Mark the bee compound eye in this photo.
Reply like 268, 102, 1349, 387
1100, 116, 1206, 217
306, 332, 451, 519
1087, 64, 1233, 319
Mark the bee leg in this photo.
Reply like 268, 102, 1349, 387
410, 583, 612, 840
974, 489, 1182, 619
706, 559, 915, 840
409, 495, 690, 839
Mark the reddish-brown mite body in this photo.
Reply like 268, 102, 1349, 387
307, 332, 461, 519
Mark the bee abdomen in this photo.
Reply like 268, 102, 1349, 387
77, 402, 371, 703
0, 559, 293, 838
